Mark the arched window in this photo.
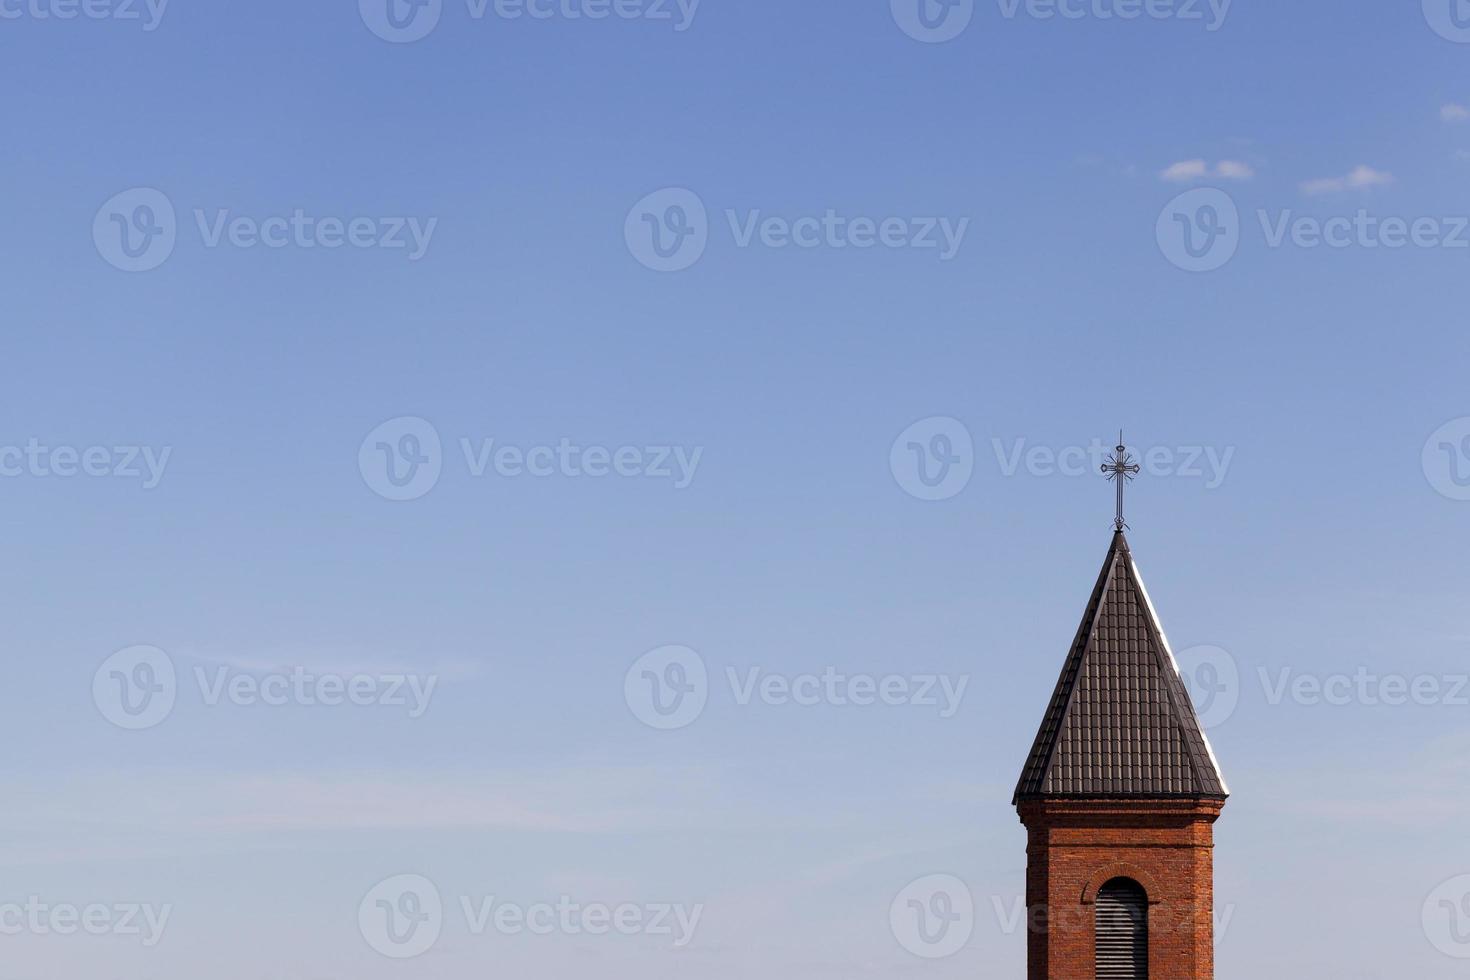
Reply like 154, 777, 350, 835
1095, 877, 1148, 980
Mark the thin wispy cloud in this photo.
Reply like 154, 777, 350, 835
177, 645, 484, 680
1257, 732, 1470, 831
1299, 165, 1394, 195
1074, 152, 1142, 179
0, 764, 894, 863
1160, 159, 1255, 182
1442, 103, 1470, 122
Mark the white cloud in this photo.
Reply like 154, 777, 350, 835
1214, 160, 1256, 179
1160, 159, 1255, 182
1443, 103, 1470, 122
1300, 165, 1395, 195
1160, 159, 1209, 182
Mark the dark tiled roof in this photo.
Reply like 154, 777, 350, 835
1013, 532, 1228, 803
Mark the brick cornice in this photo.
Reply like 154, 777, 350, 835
1017, 797, 1226, 826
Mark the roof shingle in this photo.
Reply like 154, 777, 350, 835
1013, 532, 1228, 803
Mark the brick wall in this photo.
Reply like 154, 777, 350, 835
1017, 798, 1224, 980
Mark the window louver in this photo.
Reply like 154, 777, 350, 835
1095, 878, 1148, 980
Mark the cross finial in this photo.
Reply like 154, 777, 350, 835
1101, 431, 1141, 532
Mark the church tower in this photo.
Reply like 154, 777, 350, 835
1013, 492, 1228, 978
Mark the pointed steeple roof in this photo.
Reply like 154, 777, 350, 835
1014, 532, 1228, 803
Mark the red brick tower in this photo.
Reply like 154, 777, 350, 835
1014, 531, 1227, 980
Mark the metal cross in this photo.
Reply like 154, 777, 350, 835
1101, 432, 1141, 532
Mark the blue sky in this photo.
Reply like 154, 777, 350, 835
4, 0, 1470, 976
